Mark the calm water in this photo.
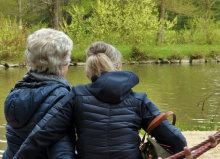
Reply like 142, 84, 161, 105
1, 63, 220, 156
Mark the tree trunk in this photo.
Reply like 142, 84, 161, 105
53, 0, 59, 30
46, 0, 58, 29
63, 0, 70, 24
206, 0, 210, 19
18, 0, 22, 29
156, 0, 165, 44
205, 0, 211, 44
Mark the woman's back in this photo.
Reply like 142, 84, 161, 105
73, 71, 141, 159
73, 71, 186, 159
4, 73, 71, 159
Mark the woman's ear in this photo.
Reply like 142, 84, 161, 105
116, 65, 122, 71
86, 72, 91, 81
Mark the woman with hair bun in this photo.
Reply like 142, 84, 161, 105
14, 42, 187, 159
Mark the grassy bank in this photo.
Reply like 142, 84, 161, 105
72, 44, 220, 62
139, 117, 220, 136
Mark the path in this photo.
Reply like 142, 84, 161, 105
182, 131, 220, 158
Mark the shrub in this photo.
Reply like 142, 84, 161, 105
130, 46, 149, 61
168, 52, 182, 60
0, 13, 27, 60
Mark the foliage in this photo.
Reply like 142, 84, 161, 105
190, 52, 206, 60
207, 51, 220, 59
175, 113, 219, 131
62, 5, 87, 44
176, 119, 219, 131
0, 0, 51, 26
0, 13, 27, 60
168, 53, 182, 60
62, 0, 160, 48
194, 18, 220, 45
1, 0, 220, 62
139, 115, 219, 134
111, 0, 159, 46
130, 46, 149, 61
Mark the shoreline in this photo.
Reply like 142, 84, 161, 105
1, 58, 220, 68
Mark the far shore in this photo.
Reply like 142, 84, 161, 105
1, 57, 220, 69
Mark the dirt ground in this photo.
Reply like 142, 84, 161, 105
182, 131, 220, 158
0, 131, 219, 159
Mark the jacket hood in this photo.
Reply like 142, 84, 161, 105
85, 71, 139, 104
4, 72, 70, 129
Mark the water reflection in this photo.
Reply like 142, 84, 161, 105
1, 63, 220, 156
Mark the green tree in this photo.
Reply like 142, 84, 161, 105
63, 0, 159, 46
154, 0, 200, 44
0, 0, 73, 29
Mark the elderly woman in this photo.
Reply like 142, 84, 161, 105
14, 42, 186, 159
3, 28, 74, 159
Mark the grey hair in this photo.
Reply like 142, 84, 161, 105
25, 28, 73, 75
86, 41, 122, 78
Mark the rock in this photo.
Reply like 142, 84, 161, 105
155, 60, 161, 64
159, 58, 170, 64
216, 55, 220, 62
128, 61, 136, 65
170, 59, 180, 63
77, 62, 86, 66
9, 64, 19, 67
192, 59, 206, 63
138, 60, 156, 64
4, 63, 10, 67
181, 56, 190, 63
139, 61, 147, 64
19, 61, 26, 66
181, 59, 190, 63
69, 62, 77, 66
145, 60, 156, 64
206, 59, 217, 63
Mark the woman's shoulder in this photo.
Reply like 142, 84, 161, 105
132, 91, 148, 100
72, 84, 91, 96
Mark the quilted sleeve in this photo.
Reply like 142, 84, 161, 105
47, 129, 75, 159
13, 91, 75, 159
141, 94, 187, 157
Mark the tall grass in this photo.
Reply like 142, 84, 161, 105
139, 115, 219, 136
0, 13, 27, 61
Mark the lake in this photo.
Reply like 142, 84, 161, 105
1, 63, 220, 157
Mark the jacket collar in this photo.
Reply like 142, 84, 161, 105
22, 71, 72, 90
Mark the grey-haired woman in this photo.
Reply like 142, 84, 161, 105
3, 28, 74, 159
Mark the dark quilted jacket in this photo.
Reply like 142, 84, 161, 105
13, 71, 187, 159
3, 72, 74, 159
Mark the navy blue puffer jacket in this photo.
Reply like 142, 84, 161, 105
13, 71, 187, 159
3, 71, 74, 159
